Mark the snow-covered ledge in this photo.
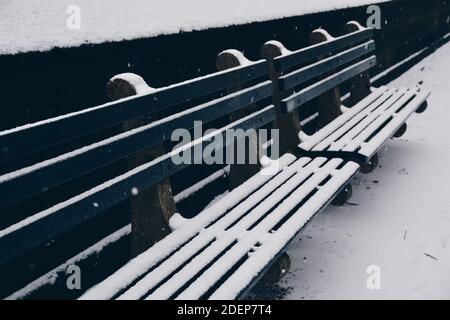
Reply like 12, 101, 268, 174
0, 0, 391, 55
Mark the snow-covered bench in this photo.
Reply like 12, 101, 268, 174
80, 156, 357, 300
262, 21, 429, 173
0, 47, 358, 299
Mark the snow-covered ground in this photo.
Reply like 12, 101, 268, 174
282, 41, 450, 300
0, 0, 390, 55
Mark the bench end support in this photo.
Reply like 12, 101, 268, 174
107, 73, 176, 257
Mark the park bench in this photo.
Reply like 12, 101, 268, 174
262, 21, 429, 172
0, 20, 427, 300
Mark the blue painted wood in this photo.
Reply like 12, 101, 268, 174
282, 56, 377, 113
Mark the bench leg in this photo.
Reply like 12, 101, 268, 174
360, 153, 379, 174
260, 252, 291, 286
416, 101, 428, 114
332, 183, 353, 206
393, 123, 408, 138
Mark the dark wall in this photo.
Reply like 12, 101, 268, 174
0, 0, 449, 131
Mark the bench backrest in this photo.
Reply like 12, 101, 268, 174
276, 24, 375, 113
0, 64, 272, 210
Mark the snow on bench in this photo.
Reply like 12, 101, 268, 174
0, 57, 280, 299
81, 156, 358, 300
0, 19, 428, 300
0, 36, 357, 299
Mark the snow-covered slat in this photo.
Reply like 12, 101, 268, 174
0, 81, 273, 210
300, 112, 319, 127
0, 106, 277, 266
279, 40, 375, 91
0, 60, 269, 163
274, 28, 373, 72
282, 56, 377, 113
309, 88, 397, 152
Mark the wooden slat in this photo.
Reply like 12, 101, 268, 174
0, 61, 269, 163
297, 87, 430, 160
279, 40, 375, 91
330, 89, 414, 152
0, 105, 277, 266
119, 158, 323, 300
0, 81, 273, 210
298, 87, 389, 151
274, 28, 374, 72
341, 90, 426, 153
281, 56, 377, 113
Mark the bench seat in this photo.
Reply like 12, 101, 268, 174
298, 86, 430, 163
1, 21, 430, 300
80, 155, 359, 300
